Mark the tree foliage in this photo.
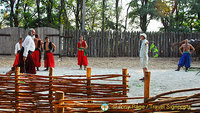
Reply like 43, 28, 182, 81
0, 0, 200, 32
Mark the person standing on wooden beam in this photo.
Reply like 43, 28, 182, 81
139, 33, 149, 81
18, 28, 36, 74
175, 39, 195, 72
77, 36, 88, 70
43, 36, 56, 71
32, 34, 43, 71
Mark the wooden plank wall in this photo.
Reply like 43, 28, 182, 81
0, 27, 59, 55
0, 27, 200, 57
64, 30, 200, 57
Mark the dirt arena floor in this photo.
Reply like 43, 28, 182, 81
0, 55, 200, 103
0, 55, 199, 69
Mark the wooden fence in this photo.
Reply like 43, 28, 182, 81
0, 27, 200, 57
0, 67, 129, 112
54, 71, 200, 113
0, 27, 59, 55
61, 30, 200, 57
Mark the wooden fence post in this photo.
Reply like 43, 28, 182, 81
55, 91, 64, 113
87, 67, 92, 102
15, 67, 20, 112
49, 67, 54, 113
59, 24, 63, 57
122, 68, 128, 103
144, 71, 151, 103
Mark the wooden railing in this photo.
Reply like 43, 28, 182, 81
0, 67, 130, 112
53, 71, 200, 113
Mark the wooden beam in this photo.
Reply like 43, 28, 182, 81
0, 34, 11, 36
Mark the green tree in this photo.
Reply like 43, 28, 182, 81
128, 0, 157, 32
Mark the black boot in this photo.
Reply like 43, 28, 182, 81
37, 67, 39, 71
175, 66, 181, 71
185, 67, 189, 72
84, 66, 87, 70
79, 65, 82, 70
139, 77, 145, 81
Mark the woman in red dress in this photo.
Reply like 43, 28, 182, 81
77, 36, 88, 70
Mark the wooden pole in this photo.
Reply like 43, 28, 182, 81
122, 68, 128, 103
55, 91, 64, 113
87, 67, 92, 103
49, 67, 54, 113
59, 24, 63, 57
15, 67, 20, 112
144, 71, 151, 103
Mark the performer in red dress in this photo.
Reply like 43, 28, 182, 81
18, 29, 36, 74
13, 38, 23, 67
44, 37, 56, 71
77, 36, 88, 70
32, 34, 43, 71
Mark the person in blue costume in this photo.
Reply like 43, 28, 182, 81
175, 39, 195, 72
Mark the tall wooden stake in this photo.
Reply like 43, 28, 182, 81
122, 68, 128, 103
49, 67, 54, 113
87, 67, 92, 103
144, 71, 151, 103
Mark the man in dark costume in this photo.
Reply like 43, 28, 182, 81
175, 39, 195, 72
44, 37, 56, 71
32, 34, 43, 71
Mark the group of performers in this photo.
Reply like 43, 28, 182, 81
12, 29, 194, 75
139, 33, 195, 81
12, 29, 56, 74
12, 28, 88, 74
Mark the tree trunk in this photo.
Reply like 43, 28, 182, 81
125, 2, 131, 31
75, 0, 81, 30
47, 0, 53, 25
23, 2, 28, 29
13, 0, 20, 27
36, 0, 41, 27
198, 13, 200, 20
161, 17, 168, 32
102, 0, 105, 32
115, 0, 119, 31
10, 0, 15, 27
140, 0, 148, 32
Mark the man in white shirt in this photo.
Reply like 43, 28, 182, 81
139, 33, 149, 81
18, 28, 36, 74
14, 38, 23, 55
13, 38, 23, 67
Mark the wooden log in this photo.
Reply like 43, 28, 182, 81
122, 68, 128, 103
87, 67, 92, 103
15, 67, 20, 112
144, 71, 151, 103
55, 91, 64, 113
49, 67, 54, 113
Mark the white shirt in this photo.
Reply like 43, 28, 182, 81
139, 39, 149, 58
22, 35, 35, 57
15, 42, 21, 55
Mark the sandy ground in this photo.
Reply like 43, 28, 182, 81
0, 55, 200, 103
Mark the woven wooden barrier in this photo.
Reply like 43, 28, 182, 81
0, 67, 130, 112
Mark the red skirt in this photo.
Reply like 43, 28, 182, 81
44, 52, 55, 68
77, 51, 88, 66
13, 53, 19, 67
32, 50, 41, 67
